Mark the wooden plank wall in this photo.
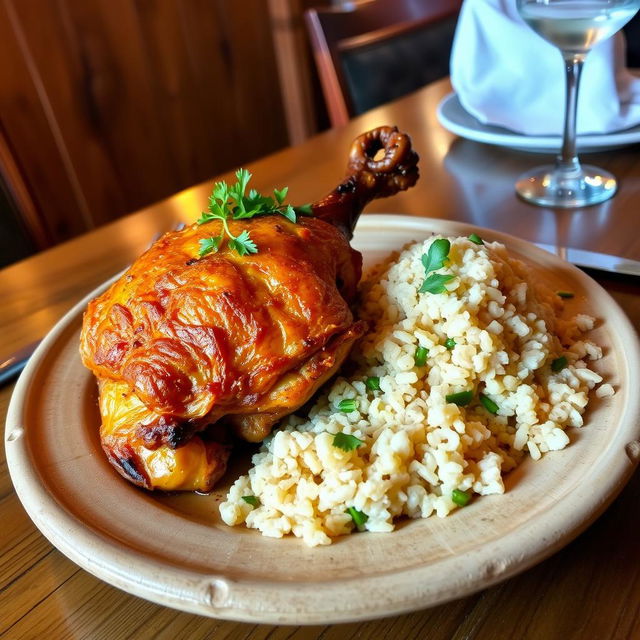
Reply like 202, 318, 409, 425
0, 0, 290, 249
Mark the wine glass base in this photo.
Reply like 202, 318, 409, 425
515, 164, 617, 208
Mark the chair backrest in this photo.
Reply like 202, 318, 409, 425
305, 0, 462, 128
624, 16, 640, 67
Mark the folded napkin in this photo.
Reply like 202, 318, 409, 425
450, 0, 640, 135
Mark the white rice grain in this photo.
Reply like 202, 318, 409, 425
220, 236, 609, 546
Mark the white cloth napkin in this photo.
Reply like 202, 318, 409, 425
450, 0, 640, 135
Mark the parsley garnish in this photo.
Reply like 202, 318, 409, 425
198, 236, 222, 257
421, 238, 450, 273
346, 506, 368, 530
468, 233, 484, 245
295, 203, 313, 215
420, 273, 455, 294
241, 495, 260, 508
333, 432, 364, 451
228, 229, 258, 256
197, 169, 311, 257
444, 338, 456, 350
420, 238, 454, 294
556, 291, 574, 299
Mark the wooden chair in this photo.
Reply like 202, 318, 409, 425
305, 0, 463, 128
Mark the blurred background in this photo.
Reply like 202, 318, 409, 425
1, 0, 639, 268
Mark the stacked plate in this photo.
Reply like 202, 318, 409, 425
437, 92, 640, 153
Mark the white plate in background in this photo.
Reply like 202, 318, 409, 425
437, 92, 640, 153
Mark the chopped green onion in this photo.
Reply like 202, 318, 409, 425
451, 489, 471, 507
345, 506, 368, 530
556, 291, 574, 299
444, 338, 456, 350
414, 346, 429, 366
468, 233, 484, 245
445, 390, 473, 406
337, 398, 358, 413
365, 376, 380, 391
551, 356, 568, 372
333, 432, 364, 451
241, 496, 260, 508
479, 393, 499, 415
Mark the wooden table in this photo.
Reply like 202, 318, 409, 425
2, 79, 640, 639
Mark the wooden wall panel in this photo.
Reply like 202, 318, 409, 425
0, 0, 289, 247
223, 2, 290, 152
0, 1, 88, 245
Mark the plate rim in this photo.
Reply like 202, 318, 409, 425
5, 215, 640, 624
436, 92, 640, 152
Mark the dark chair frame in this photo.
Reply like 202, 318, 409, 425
305, 0, 463, 128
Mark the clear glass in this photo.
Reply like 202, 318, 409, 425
515, 0, 640, 208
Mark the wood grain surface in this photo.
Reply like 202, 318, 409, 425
2, 78, 640, 639
0, 0, 288, 248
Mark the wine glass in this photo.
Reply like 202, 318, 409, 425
515, 0, 640, 208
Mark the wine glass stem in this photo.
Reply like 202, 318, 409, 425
558, 52, 586, 175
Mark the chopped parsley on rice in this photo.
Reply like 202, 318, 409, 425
219, 235, 610, 546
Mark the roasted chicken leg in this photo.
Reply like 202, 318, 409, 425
80, 126, 419, 492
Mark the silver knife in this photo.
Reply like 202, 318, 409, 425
534, 243, 640, 277
0, 340, 41, 386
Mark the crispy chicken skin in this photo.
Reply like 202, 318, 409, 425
80, 126, 419, 492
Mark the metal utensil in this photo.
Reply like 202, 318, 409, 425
534, 243, 640, 276
0, 340, 41, 386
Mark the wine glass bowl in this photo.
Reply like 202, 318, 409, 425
519, 0, 639, 52
515, 0, 640, 208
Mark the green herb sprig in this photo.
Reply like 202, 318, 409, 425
333, 432, 364, 451
197, 169, 312, 257
420, 238, 454, 294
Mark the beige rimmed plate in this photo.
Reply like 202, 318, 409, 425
5, 215, 640, 625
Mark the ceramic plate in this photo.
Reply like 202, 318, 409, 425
437, 92, 640, 154
6, 216, 640, 624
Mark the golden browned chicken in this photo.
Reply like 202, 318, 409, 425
80, 126, 419, 492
